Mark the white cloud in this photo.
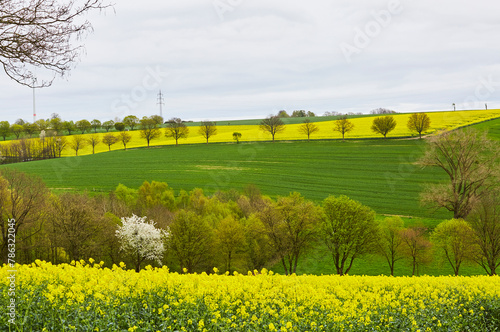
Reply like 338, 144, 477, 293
1, 0, 499, 123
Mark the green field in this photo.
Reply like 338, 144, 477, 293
3, 139, 449, 219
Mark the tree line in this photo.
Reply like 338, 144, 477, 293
0, 168, 498, 276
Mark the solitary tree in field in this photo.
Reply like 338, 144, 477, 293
86, 134, 101, 154
117, 131, 132, 150
0, 0, 111, 87
321, 195, 379, 276
371, 116, 397, 139
417, 129, 500, 219
102, 133, 117, 151
298, 119, 319, 141
259, 116, 285, 142
116, 215, 168, 272
232, 132, 242, 144
198, 121, 217, 144
139, 117, 161, 147
407, 113, 431, 138
333, 115, 354, 141
165, 118, 189, 146
431, 218, 477, 276
69, 135, 86, 156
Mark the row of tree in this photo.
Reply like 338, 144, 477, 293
261, 112, 431, 141
1, 167, 498, 276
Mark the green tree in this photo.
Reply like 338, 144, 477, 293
114, 122, 125, 132
117, 131, 132, 150
123, 115, 139, 130
102, 133, 117, 151
371, 116, 397, 139
232, 132, 242, 144
50, 114, 63, 134
35, 119, 49, 132
431, 218, 477, 276
198, 121, 217, 144
298, 119, 319, 141
416, 129, 500, 219
75, 119, 91, 134
23, 122, 38, 138
321, 195, 378, 275
102, 120, 115, 132
10, 124, 23, 139
215, 216, 246, 273
0, 121, 10, 140
333, 115, 355, 141
139, 117, 161, 147
91, 119, 102, 133
292, 110, 306, 117
377, 216, 405, 276
259, 193, 321, 275
63, 120, 76, 135
170, 210, 213, 273
259, 115, 285, 142
407, 112, 431, 138
150, 115, 164, 126
86, 134, 101, 154
137, 180, 175, 212
165, 118, 189, 146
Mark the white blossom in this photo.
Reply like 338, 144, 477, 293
115, 215, 168, 267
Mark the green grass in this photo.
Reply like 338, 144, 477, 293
2, 139, 451, 220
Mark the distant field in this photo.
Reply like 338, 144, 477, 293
2, 109, 498, 156
3, 139, 451, 220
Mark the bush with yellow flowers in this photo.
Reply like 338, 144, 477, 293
1, 260, 499, 331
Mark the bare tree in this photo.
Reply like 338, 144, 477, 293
259, 115, 285, 142
400, 225, 432, 276
165, 118, 189, 146
117, 131, 132, 150
69, 135, 87, 156
467, 192, 500, 275
198, 121, 217, 144
333, 115, 354, 141
0, 169, 49, 263
298, 119, 319, 141
417, 129, 500, 219
102, 133, 117, 151
407, 113, 431, 138
0, 0, 111, 87
86, 134, 101, 154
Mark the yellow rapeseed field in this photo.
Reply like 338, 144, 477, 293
1, 261, 499, 331
63, 109, 500, 156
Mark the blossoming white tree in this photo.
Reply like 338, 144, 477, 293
115, 215, 168, 272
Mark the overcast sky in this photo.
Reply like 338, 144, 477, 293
1, 0, 500, 123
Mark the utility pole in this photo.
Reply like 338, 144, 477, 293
32, 78, 37, 123
157, 90, 165, 118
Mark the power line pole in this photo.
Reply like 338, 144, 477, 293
32, 78, 37, 123
157, 90, 165, 119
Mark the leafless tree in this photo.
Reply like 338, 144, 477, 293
165, 118, 189, 146
259, 115, 285, 142
333, 115, 354, 141
298, 119, 319, 141
0, 0, 111, 87
198, 121, 217, 144
417, 129, 500, 219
